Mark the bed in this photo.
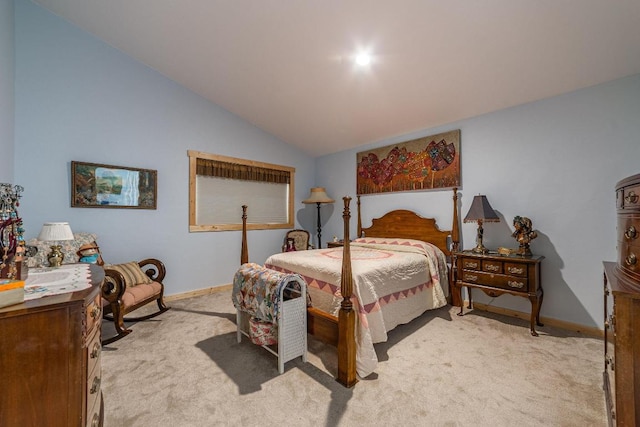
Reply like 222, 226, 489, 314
239, 188, 460, 386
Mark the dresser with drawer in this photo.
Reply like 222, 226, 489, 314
454, 250, 544, 336
603, 173, 640, 426
0, 264, 104, 427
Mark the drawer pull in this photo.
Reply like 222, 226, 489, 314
625, 190, 639, 204
605, 315, 615, 330
606, 355, 615, 371
90, 341, 101, 359
609, 315, 616, 330
485, 265, 500, 272
90, 305, 101, 319
507, 266, 524, 275
464, 261, 478, 269
90, 376, 101, 394
625, 253, 637, 266
465, 274, 478, 282
508, 280, 525, 289
625, 225, 638, 240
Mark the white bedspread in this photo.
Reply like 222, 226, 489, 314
265, 237, 447, 377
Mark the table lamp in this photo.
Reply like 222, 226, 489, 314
302, 187, 334, 249
38, 222, 74, 267
463, 195, 500, 253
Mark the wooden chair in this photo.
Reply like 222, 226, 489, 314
282, 229, 313, 252
101, 258, 170, 345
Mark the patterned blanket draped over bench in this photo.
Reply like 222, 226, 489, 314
232, 262, 306, 323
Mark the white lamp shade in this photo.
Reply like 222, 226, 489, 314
38, 222, 74, 241
302, 187, 335, 204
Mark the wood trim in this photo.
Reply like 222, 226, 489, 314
189, 155, 197, 227
307, 307, 338, 346
187, 150, 295, 173
164, 284, 232, 303
469, 301, 604, 338
187, 150, 295, 232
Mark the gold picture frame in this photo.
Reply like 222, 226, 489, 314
356, 129, 460, 195
71, 161, 157, 209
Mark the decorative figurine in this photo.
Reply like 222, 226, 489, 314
77, 242, 104, 266
0, 184, 25, 279
284, 237, 296, 252
512, 216, 538, 256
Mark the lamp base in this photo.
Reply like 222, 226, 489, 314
471, 244, 489, 254
472, 222, 489, 254
47, 245, 64, 267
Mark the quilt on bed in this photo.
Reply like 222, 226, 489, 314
264, 237, 448, 377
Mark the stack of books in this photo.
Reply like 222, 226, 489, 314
0, 279, 25, 309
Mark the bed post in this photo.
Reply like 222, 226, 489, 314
451, 188, 459, 252
337, 196, 357, 387
357, 195, 362, 239
450, 188, 462, 307
241, 205, 248, 265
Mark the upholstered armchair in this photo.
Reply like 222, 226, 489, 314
282, 229, 313, 252
101, 258, 170, 345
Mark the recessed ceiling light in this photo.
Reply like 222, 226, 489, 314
355, 52, 372, 67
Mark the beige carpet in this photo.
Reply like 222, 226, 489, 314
101, 291, 607, 427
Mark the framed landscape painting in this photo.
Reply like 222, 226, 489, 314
71, 161, 157, 209
356, 129, 460, 195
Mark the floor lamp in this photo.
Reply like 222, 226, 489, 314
302, 187, 334, 249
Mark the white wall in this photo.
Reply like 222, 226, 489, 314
13, 0, 317, 294
0, 0, 14, 181
317, 74, 640, 329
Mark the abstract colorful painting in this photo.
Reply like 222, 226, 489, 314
356, 129, 460, 195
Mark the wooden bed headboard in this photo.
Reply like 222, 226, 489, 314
356, 188, 459, 257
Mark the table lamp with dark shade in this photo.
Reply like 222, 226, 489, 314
302, 187, 334, 249
463, 195, 500, 253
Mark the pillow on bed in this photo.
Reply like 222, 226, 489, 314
353, 237, 440, 253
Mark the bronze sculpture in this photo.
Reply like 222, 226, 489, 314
512, 216, 537, 256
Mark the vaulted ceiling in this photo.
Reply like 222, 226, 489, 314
34, 0, 640, 156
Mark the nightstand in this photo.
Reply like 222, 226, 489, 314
454, 250, 545, 336
327, 241, 344, 248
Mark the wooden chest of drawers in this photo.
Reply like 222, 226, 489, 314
603, 173, 640, 426
0, 265, 104, 427
454, 250, 544, 336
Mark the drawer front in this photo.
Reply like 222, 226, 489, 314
618, 242, 640, 274
86, 367, 102, 423
86, 391, 102, 427
618, 215, 640, 244
86, 327, 101, 380
461, 270, 529, 292
85, 294, 102, 336
621, 184, 640, 210
482, 260, 502, 274
86, 327, 102, 426
461, 258, 480, 270
504, 263, 527, 277
617, 189, 624, 209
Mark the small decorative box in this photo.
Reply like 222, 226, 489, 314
0, 279, 25, 309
